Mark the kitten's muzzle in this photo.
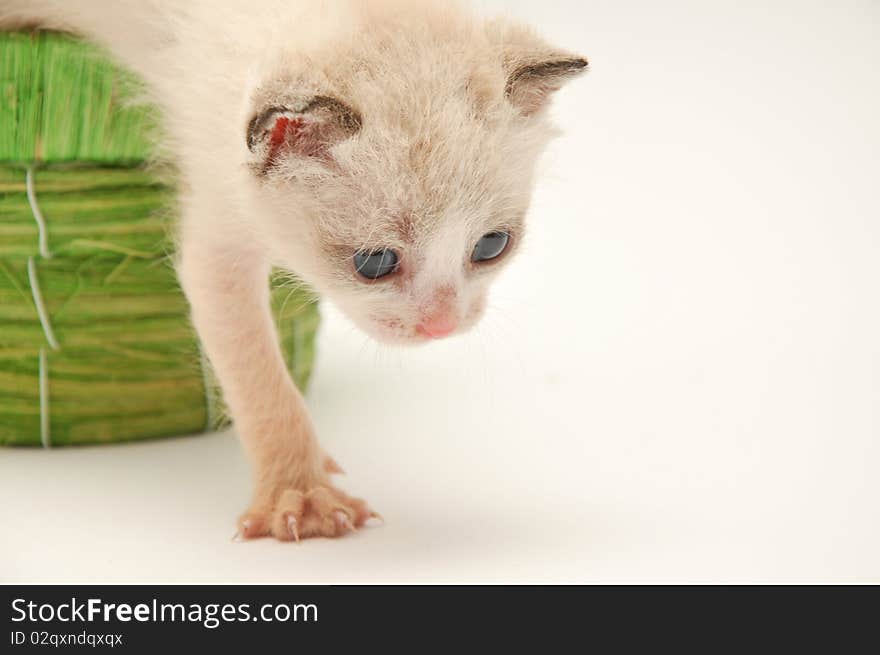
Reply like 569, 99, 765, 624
415, 315, 457, 339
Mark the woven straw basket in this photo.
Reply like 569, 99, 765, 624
0, 32, 319, 447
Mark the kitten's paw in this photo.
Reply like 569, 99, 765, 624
237, 485, 377, 542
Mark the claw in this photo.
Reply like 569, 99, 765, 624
324, 456, 345, 475
287, 516, 300, 543
231, 530, 242, 542
334, 510, 354, 533
367, 511, 385, 526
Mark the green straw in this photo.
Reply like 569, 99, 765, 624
0, 32, 320, 447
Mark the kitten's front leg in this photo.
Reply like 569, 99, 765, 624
178, 237, 373, 541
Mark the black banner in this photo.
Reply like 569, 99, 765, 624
2, 586, 877, 650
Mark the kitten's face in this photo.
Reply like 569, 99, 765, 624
244, 12, 586, 344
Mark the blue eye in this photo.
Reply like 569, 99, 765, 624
354, 248, 400, 280
471, 231, 510, 263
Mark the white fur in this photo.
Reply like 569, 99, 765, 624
2, 0, 586, 539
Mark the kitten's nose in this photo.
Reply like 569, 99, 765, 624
416, 315, 458, 339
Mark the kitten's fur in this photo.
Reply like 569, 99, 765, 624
2, 0, 587, 540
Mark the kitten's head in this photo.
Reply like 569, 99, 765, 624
242, 2, 586, 344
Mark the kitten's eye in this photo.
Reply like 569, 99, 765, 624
353, 248, 400, 280
471, 231, 510, 263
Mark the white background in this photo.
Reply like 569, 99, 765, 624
1, 0, 878, 582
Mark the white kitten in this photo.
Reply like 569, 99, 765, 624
2, 0, 587, 540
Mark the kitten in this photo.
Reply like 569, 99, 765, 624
1, 0, 587, 540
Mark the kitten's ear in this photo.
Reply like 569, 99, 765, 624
246, 96, 362, 173
490, 23, 588, 116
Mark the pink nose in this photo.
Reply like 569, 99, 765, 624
416, 316, 458, 339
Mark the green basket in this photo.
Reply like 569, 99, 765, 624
0, 32, 319, 446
